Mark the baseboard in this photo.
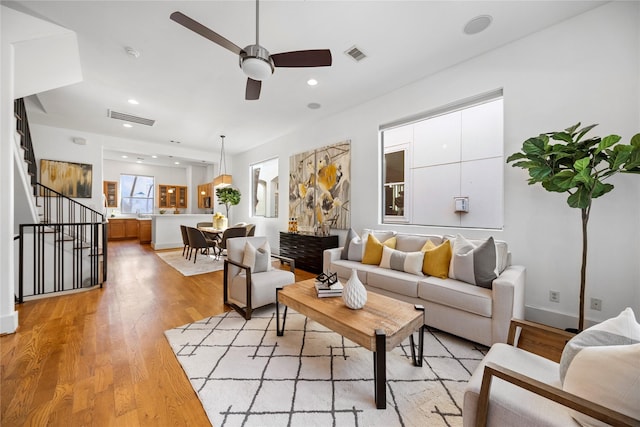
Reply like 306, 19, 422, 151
525, 305, 598, 330
0, 311, 18, 335
151, 242, 182, 250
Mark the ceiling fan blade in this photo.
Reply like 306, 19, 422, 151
170, 11, 243, 56
245, 78, 261, 100
271, 49, 332, 68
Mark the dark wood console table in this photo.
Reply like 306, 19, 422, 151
279, 232, 339, 274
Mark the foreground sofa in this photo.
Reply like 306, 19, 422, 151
323, 230, 526, 346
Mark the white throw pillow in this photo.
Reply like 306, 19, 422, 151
560, 307, 640, 426
341, 228, 360, 260
242, 241, 272, 273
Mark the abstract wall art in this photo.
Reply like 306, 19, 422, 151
289, 140, 351, 231
40, 159, 93, 198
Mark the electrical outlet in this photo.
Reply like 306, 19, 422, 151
590, 298, 602, 311
549, 290, 560, 303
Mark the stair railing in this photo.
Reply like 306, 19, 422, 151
14, 97, 108, 302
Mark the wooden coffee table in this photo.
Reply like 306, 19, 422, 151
276, 278, 425, 409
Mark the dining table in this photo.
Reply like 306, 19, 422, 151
198, 226, 224, 240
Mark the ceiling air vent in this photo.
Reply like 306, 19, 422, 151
107, 109, 155, 126
344, 45, 367, 62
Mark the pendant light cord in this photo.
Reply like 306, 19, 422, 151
219, 135, 227, 175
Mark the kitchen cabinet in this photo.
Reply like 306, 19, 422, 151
158, 185, 188, 209
107, 218, 139, 241
198, 182, 213, 209
138, 219, 151, 244
104, 181, 118, 207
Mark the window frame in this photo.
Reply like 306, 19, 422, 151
250, 157, 279, 218
382, 143, 410, 224
119, 174, 155, 214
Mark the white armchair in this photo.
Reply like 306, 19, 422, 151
223, 236, 295, 320
463, 318, 640, 427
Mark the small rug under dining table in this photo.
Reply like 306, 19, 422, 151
164, 307, 488, 426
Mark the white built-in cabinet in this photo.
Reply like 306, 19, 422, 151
384, 97, 504, 229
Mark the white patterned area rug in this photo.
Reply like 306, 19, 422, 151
155, 250, 224, 276
164, 308, 488, 427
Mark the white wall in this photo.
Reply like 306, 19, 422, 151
31, 124, 105, 213
30, 124, 212, 216
232, 2, 640, 328
103, 159, 207, 215
0, 5, 19, 333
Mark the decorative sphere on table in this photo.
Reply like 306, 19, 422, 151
343, 268, 367, 309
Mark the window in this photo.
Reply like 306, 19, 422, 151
381, 91, 504, 229
120, 174, 154, 214
384, 146, 408, 221
250, 158, 279, 218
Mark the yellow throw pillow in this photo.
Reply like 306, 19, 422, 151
362, 234, 397, 265
421, 240, 452, 278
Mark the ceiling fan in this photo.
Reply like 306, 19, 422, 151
170, 0, 332, 100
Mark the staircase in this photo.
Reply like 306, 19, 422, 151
14, 98, 107, 303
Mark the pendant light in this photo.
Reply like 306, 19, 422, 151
213, 135, 232, 188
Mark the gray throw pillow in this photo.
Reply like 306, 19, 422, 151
341, 228, 358, 260
450, 235, 497, 288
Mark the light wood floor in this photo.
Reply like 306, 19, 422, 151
1, 240, 314, 426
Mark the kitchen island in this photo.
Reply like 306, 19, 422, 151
151, 214, 214, 250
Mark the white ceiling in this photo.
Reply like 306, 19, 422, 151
10, 1, 605, 167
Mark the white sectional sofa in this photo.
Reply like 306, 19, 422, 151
323, 230, 526, 346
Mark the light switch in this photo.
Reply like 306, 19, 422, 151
454, 197, 469, 213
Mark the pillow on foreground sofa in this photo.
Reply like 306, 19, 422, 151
323, 229, 526, 346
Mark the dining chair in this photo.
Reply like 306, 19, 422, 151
186, 227, 219, 263
180, 225, 190, 258
219, 226, 248, 255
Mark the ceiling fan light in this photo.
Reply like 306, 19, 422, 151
241, 57, 273, 81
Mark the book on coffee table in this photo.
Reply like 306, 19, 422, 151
315, 280, 343, 298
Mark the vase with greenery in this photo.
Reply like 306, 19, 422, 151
507, 123, 640, 331
216, 187, 241, 218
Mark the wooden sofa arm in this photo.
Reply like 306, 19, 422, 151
476, 362, 640, 427
224, 255, 295, 273
271, 254, 295, 272
507, 318, 576, 363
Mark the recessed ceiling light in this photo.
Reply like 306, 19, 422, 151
151, 155, 158, 158
121, 155, 128, 159
307, 102, 321, 110
136, 160, 142, 164
464, 15, 493, 35
174, 161, 180, 165
123, 123, 133, 128
307, 78, 318, 86
128, 99, 139, 105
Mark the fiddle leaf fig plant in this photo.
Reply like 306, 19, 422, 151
507, 123, 640, 331
215, 187, 241, 218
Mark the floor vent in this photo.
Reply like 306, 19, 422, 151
107, 110, 155, 126
344, 45, 367, 62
